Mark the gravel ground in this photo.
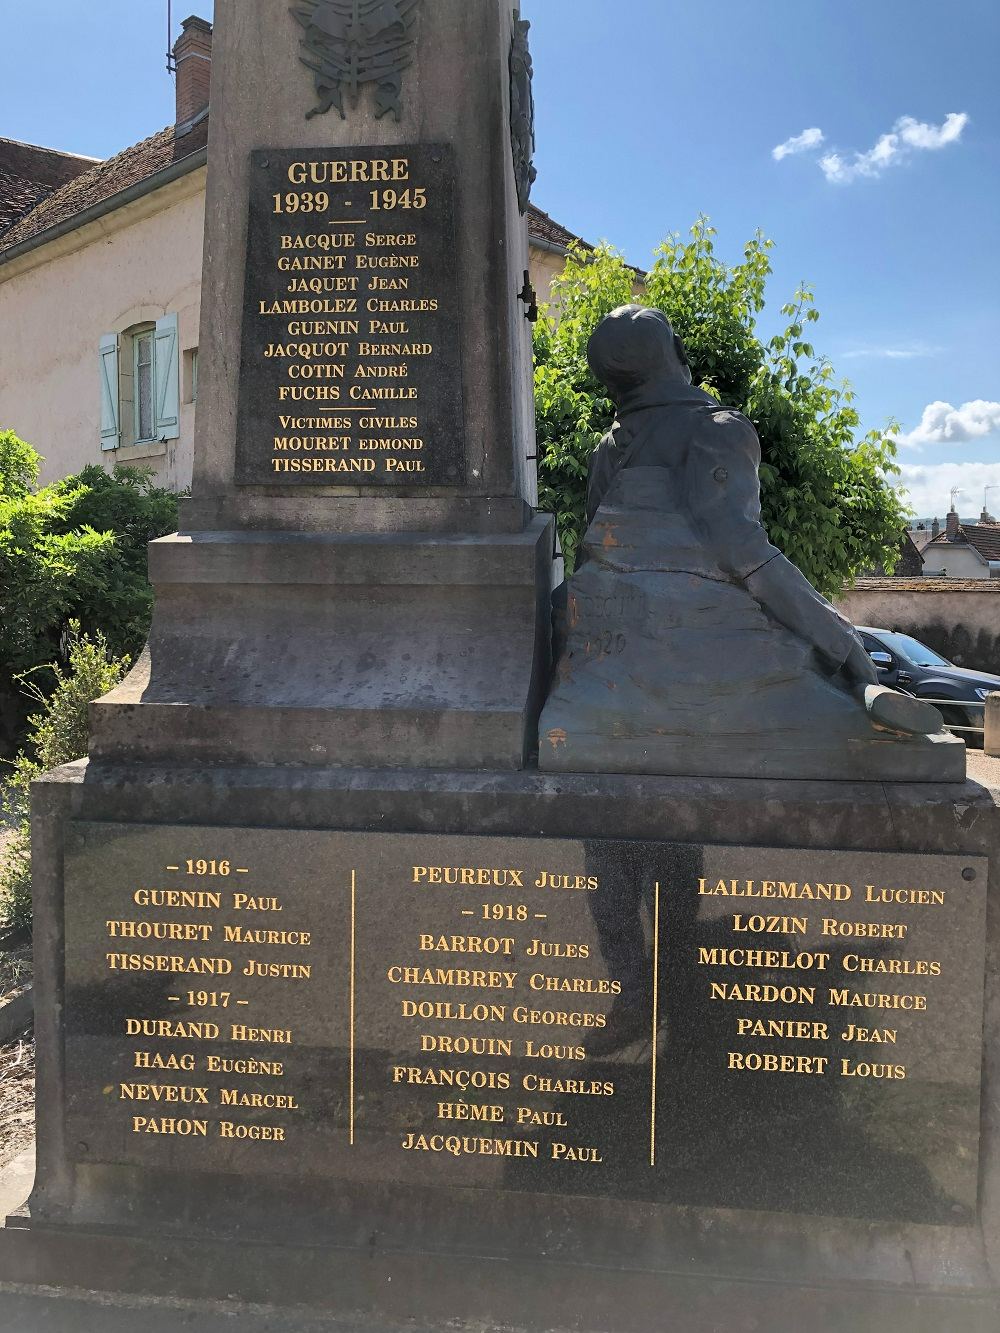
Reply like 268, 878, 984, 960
0, 1032, 33, 1174
0, 944, 31, 1002
966, 750, 1000, 787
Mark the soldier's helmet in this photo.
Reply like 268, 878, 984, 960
588, 305, 689, 394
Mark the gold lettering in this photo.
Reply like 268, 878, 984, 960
550, 1142, 604, 1163
864, 885, 946, 906
728, 1053, 830, 1075
288, 158, 409, 186
107, 954, 232, 975
219, 1121, 287, 1140
698, 948, 830, 971
133, 889, 221, 910
131, 1117, 208, 1136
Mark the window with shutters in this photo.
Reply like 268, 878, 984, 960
99, 314, 180, 454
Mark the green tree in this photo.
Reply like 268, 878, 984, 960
0, 434, 178, 751
0, 429, 40, 499
534, 219, 908, 595
1, 626, 129, 931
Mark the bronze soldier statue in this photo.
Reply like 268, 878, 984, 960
539, 305, 962, 782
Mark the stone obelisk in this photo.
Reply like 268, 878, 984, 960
90, 0, 552, 771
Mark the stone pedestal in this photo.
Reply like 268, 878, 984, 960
91, 520, 552, 769
8, 760, 999, 1331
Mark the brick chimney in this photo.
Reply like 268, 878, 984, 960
931, 516, 940, 539
173, 16, 212, 133
946, 509, 960, 541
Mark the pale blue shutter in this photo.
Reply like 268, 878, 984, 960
153, 313, 180, 440
99, 333, 120, 451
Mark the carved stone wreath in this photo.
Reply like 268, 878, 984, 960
290, 0, 420, 122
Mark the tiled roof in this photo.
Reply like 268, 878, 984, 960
0, 137, 97, 236
0, 121, 208, 254
527, 205, 589, 252
0, 165, 50, 234
850, 578, 1000, 593
0, 113, 579, 262
887, 532, 925, 577
927, 523, 1000, 563
906, 527, 936, 553
0, 137, 97, 190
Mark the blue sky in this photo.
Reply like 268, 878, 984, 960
2, 0, 997, 519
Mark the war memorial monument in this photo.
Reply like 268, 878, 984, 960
2, 1, 999, 1328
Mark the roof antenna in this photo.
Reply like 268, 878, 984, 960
166, 0, 177, 75
949, 487, 962, 513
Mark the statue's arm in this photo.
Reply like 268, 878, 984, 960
689, 411, 863, 674
687, 410, 781, 580
586, 433, 618, 524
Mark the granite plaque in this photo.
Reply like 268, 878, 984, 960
235, 145, 464, 486
64, 824, 987, 1224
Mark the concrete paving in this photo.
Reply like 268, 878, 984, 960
0, 1286, 401, 1331
0, 1275, 998, 1333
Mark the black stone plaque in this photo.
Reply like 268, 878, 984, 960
64, 824, 987, 1224
235, 145, 464, 486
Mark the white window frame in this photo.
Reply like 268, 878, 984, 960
132, 325, 157, 445
184, 346, 199, 404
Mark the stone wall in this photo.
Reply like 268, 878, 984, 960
835, 579, 1000, 672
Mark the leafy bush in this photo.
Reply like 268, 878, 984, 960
534, 220, 909, 595
1, 626, 129, 932
0, 434, 177, 751
0, 429, 39, 499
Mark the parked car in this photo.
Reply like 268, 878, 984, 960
857, 626, 1000, 745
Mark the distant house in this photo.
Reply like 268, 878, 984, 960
0, 137, 97, 234
893, 532, 926, 578
906, 518, 939, 554
0, 16, 589, 491
860, 531, 925, 579
922, 509, 1000, 580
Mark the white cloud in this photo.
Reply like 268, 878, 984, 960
897, 112, 968, 150
896, 400, 1000, 449
896, 461, 1000, 519
772, 127, 825, 161
841, 342, 942, 361
817, 152, 849, 183
819, 112, 969, 184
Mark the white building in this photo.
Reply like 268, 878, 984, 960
0, 16, 586, 491
922, 510, 1000, 579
